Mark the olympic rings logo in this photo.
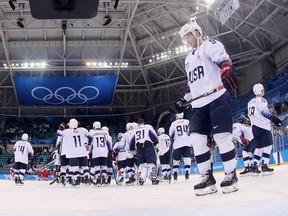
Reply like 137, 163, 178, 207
31, 86, 100, 105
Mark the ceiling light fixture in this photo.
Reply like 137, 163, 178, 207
16, 18, 24, 28
9, 0, 16, 11
103, 15, 112, 26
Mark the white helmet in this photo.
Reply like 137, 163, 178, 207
253, 83, 264, 96
93, 121, 101, 130
101, 126, 109, 132
175, 113, 184, 119
126, 122, 132, 131
157, 127, 165, 135
132, 122, 138, 129
69, 118, 78, 129
179, 21, 202, 39
118, 132, 123, 141
22, 133, 29, 141
89, 129, 94, 133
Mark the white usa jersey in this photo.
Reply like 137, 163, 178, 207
184, 39, 229, 108
132, 124, 158, 145
118, 130, 135, 159
113, 141, 126, 161
90, 130, 111, 158
248, 97, 271, 131
58, 127, 92, 158
232, 123, 254, 144
158, 134, 171, 156
13, 141, 34, 164
169, 119, 191, 149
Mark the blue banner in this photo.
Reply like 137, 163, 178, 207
13, 76, 117, 106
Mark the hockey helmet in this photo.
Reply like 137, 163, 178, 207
132, 122, 138, 128
69, 118, 78, 129
175, 113, 184, 119
126, 122, 132, 131
93, 121, 101, 130
157, 127, 165, 135
118, 132, 123, 141
58, 122, 69, 131
179, 21, 202, 40
101, 126, 109, 132
253, 83, 264, 96
22, 133, 29, 141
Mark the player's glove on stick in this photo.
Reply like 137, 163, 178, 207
271, 116, 283, 127
171, 97, 188, 113
240, 136, 249, 146
220, 61, 238, 92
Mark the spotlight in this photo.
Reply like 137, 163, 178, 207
16, 18, 24, 28
9, 0, 16, 11
103, 15, 112, 26
114, 0, 119, 9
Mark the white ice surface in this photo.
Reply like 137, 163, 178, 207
1, 165, 288, 216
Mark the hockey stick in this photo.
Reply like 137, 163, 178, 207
156, 110, 171, 130
182, 85, 224, 107
112, 166, 119, 185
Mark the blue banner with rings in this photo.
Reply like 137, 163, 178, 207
13, 76, 117, 106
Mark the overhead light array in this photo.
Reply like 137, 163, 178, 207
85, 61, 129, 68
148, 45, 193, 64
3, 62, 47, 69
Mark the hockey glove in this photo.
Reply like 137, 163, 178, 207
240, 136, 249, 146
220, 61, 238, 92
171, 97, 188, 113
271, 116, 283, 127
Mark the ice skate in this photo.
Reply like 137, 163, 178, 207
139, 177, 145, 186
101, 176, 108, 186
60, 176, 66, 186
261, 164, 274, 176
220, 170, 238, 194
173, 172, 178, 182
125, 176, 136, 185
194, 170, 217, 196
72, 177, 81, 187
15, 178, 24, 186
117, 176, 124, 186
239, 166, 251, 177
185, 170, 190, 181
251, 165, 261, 176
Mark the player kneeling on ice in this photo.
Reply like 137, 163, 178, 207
13, 133, 34, 185
175, 21, 239, 196
129, 118, 159, 185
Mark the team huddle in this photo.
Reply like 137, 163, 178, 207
12, 21, 285, 197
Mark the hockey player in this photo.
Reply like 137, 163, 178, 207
169, 113, 191, 181
89, 121, 112, 186
101, 126, 113, 185
175, 21, 239, 195
157, 127, 171, 181
113, 132, 126, 185
248, 83, 283, 175
117, 122, 137, 185
56, 122, 70, 185
232, 115, 255, 176
129, 118, 159, 185
57, 118, 92, 186
13, 133, 34, 185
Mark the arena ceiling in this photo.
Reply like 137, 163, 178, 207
0, 0, 287, 118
